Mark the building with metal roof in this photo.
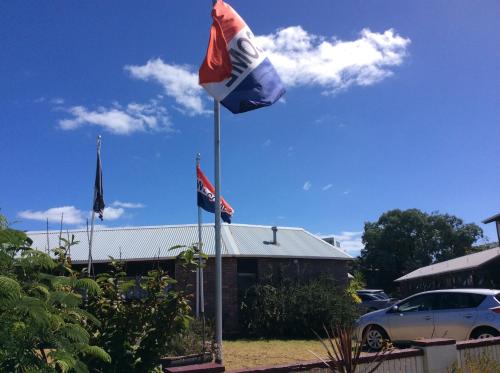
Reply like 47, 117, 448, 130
395, 246, 500, 295
28, 223, 352, 334
28, 223, 352, 263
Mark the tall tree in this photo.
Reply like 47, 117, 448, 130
359, 209, 483, 292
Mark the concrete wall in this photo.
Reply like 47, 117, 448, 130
166, 337, 500, 373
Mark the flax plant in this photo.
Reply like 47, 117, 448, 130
312, 324, 392, 373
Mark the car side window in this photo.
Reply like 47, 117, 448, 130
397, 294, 434, 313
435, 293, 486, 310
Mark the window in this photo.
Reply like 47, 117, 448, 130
434, 293, 486, 310
397, 294, 435, 313
358, 293, 371, 302
373, 292, 390, 300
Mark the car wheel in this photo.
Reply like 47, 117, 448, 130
364, 325, 389, 351
470, 327, 499, 340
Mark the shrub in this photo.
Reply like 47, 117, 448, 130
85, 248, 199, 373
0, 219, 110, 372
167, 318, 214, 356
240, 278, 359, 338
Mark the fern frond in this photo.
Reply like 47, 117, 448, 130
0, 276, 21, 302
48, 313, 65, 329
19, 249, 56, 270
59, 323, 90, 344
49, 291, 82, 308
67, 308, 101, 327
50, 350, 77, 372
50, 276, 72, 290
82, 345, 111, 363
30, 284, 50, 300
18, 296, 51, 326
74, 278, 102, 296
72, 360, 90, 373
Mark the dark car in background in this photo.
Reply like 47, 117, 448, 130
357, 289, 398, 313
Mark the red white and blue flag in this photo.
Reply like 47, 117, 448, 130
197, 165, 234, 223
199, 0, 285, 114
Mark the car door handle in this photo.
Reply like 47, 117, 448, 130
464, 314, 473, 319
424, 316, 432, 320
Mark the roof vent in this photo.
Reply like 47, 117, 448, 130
272, 226, 278, 245
264, 226, 279, 245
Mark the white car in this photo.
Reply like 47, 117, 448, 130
356, 288, 500, 350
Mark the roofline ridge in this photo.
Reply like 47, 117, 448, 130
28, 222, 309, 235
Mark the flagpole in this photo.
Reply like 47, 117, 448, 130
87, 135, 101, 276
195, 154, 201, 319
196, 153, 206, 352
213, 99, 223, 363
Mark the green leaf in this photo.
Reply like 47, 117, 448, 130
67, 308, 101, 327
82, 345, 111, 363
31, 284, 50, 299
0, 276, 21, 302
49, 291, 82, 308
72, 360, 90, 373
74, 278, 102, 296
60, 323, 90, 344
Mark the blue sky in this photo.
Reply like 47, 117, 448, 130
1, 0, 499, 256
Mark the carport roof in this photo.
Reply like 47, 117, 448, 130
395, 246, 500, 282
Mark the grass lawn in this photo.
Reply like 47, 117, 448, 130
222, 339, 329, 371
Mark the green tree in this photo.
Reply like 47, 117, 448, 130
359, 209, 483, 292
0, 216, 110, 372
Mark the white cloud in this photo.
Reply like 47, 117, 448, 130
303, 181, 312, 191
101, 207, 125, 220
59, 100, 172, 135
18, 206, 85, 225
336, 231, 364, 256
111, 201, 145, 209
18, 205, 127, 225
125, 59, 208, 116
121, 27, 408, 118
263, 139, 272, 147
322, 231, 364, 256
322, 184, 333, 191
50, 97, 65, 105
343, 190, 350, 195
256, 27, 410, 93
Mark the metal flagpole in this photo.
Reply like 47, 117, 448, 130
87, 135, 101, 276
196, 153, 206, 352
46, 218, 50, 254
195, 154, 201, 319
213, 99, 223, 363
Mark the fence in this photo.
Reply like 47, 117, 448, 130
164, 337, 500, 373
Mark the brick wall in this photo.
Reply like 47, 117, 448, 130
257, 258, 349, 287
175, 257, 349, 334
175, 257, 239, 334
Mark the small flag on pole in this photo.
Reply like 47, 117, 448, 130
93, 142, 105, 221
197, 165, 234, 223
199, 0, 285, 114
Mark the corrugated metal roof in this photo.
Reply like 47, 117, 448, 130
395, 247, 500, 282
27, 223, 352, 264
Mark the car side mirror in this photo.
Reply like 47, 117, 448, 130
390, 305, 399, 313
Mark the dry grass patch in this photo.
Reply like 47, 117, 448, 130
222, 339, 329, 371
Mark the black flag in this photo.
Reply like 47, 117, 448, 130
93, 148, 105, 220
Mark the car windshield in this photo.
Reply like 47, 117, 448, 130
373, 292, 389, 300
